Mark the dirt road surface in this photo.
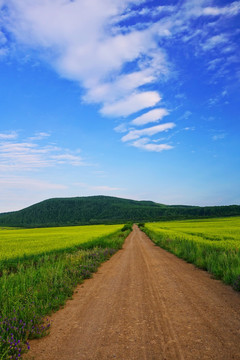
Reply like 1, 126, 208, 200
25, 225, 240, 360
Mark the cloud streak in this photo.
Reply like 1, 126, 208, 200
101, 91, 161, 117
121, 123, 175, 142
131, 108, 169, 126
0, 131, 18, 140
74, 182, 124, 192
132, 138, 173, 152
202, 34, 229, 51
0, 176, 67, 190
0, 133, 85, 171
202, 2, 240, 17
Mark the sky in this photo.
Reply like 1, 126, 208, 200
0, 0, 240, 212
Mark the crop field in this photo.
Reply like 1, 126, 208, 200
0, 224, 122, 266
0, 224, 131, 359
142, 217, 240, 290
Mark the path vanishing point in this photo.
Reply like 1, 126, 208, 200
25, 225, 240, 360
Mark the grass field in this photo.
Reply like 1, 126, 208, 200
0, 224, 131, 359
142, 217, 240, 290
0, 224, 122, 270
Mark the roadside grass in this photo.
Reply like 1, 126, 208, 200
0, 224, 131, 360
140, 217, 240, 291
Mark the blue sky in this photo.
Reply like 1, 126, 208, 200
0, 0, 240, 212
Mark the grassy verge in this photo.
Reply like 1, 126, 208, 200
0, 225, 132, 360
139, 222, 240, 291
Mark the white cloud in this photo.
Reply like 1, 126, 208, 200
221, 45, 235, 54
0, 131, 18, 140
131, 137, 173, 152
180, 0, 240, 19
0, 176, 67, 190
212, 133, 226, 141
175, 93, 186, 100
121, 122, 175, 142
120, 5, 176, 19
51, 154, 83, 166
74, 182, 123, 192
207, 58, 222, 70
28, 132, 50, 140
208, 89, 229, 106
0, 47, 8, 58
0, 134, 85, 171
57, 28, 157, 83
202, 34, 228, 51
101, 91, 161, 117
84, 69, 157, 104
154, 5, 176, 15
178, 110, 192, 121
131, 108, 169, 126
0, 176, 68, 211
202, 2, 240, 17
114, 123, 128, 133
0, 29, 7, 45
182, 29, 202, 43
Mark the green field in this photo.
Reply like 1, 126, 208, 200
0, 224, 122, 265
142, 217, 240, 290
0, 224, 131, 359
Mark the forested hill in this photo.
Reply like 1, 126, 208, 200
0, 195, 240, 228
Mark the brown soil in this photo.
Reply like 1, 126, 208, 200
25, 225, 240, 360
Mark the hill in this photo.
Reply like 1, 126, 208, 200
0, 195, 240, 227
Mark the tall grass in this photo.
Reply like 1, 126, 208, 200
0, 225, 131, 359
141, 217, 240, 290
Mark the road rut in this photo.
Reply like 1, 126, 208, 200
25, 225, 240, 360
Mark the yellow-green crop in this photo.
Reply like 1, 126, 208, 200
0, 224, 122, 262
143, 217, 240, 289
146, 217, 240, 243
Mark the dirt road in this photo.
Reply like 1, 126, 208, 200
26, 225, 240, 360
